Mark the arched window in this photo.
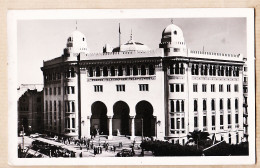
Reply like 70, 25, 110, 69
191, 64, 195, 75
126, 65, 131, 76
149, 64, 155, 75
221, 66, 224, 76
180, 63, 184, 74
176, 100, 180, 112
88, 67, 93, 77
141, 64, 146, 75
235, 99, 238, 110
220, 99, 223, 110
118, 66, 123, 76
201, 65, 204, 75
204, 65, 208, 75
226, 66, 229, 76
175, 63, 179, 74
181, 100, 184, 112
227, 99, 231, 110
211, 99, 215, 111
195, 64, 199, 75
133, 65, 138, 76
209, 66, 213, 75
213, 66, 216, 76
103, 66, 108, 76
194, 99, 197, 111
229, 67, 232, 76
96, 67, 100, 77
110, 66, 115, 76
170, 100, 174, 112
203, 99, 207, 111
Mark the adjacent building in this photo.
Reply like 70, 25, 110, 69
41, 22, 246, 144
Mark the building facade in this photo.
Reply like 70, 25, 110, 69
18, 84, 44, 134
41, 23, 246, 144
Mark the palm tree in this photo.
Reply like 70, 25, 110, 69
187, 130, 210, 149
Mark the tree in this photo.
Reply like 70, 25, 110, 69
187, 130, 211, 149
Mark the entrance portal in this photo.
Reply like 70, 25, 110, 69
113, 101, 130, 136
91, 101, 108, 135
135, 101, 155, 137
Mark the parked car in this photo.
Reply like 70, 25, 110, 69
29, 133, 40, 138
116, 148, 134, 157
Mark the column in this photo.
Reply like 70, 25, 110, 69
123, 68, 126, 76
146, 68, 149, 75
138, 68, 141, 75
108, 116, 113, 140
130, 116, 135, 140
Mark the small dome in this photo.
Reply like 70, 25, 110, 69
161, 24, 185, 43
66, 30, 89, 54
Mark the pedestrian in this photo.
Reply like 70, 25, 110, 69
79, 152, 82, 157
113, 145, 116, 152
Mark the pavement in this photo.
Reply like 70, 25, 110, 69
18, 135, 154, 157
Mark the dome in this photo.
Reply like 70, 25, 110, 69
161, 24, 185, 43
113, 31, 150, 52
66, 30, 89, 54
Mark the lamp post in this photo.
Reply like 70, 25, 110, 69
141, 118, 143, 141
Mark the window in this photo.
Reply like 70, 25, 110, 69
212, 116, 216, 126
72, 102, 75, 112
181, 118, 185, 129
141, 65, 146, 75
58, 87, 61, 95
116, 85, 125, 92
211, 84, 215, 92
176, 118, 180, 129
58, 101, 61, 112
54, 101, 56, 111
133, 65, 138, 76
49, 88, 52, 95
50, 101, 52, 111
103, 67, 108, 76
149, 64, 155, 75
219, 84, 223, 92
170, 100, 174, 112
181, 84, 184, 92
45, 101, 48, 112
211, 99, 215, 111
235, 99, 238, 110
110, 66, 115, 76
227, 99, 231, 110
139, 84, 149, 91
45, 88, 48, 95
118, 66, 123, 76
203, 99, 207, 111
67, 86, 70, 94
220, 99, 223, 110
194, 117, 198, 127
244, 67, 247, 72
227, 84, 231, 92
176, 100, 180, 112
234, 84, 239, 92
228, 114, 231, 124
202, 84, 207, 92
181, 100, 184, 112
66, 118, 70, 128
194, 99, 198, 111
235, 114, 239, 124
94, 85, 103, 92
220, 115, 224, 126
71, 86, 75, 94
203, 116, 207, 127
54, 87, 56, 95
193, 84, 198, 92
170, 84, 174, 92
171, 118, 175, 129
176, 84, 179, 92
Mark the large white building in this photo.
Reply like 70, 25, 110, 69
41, 22, 246, 144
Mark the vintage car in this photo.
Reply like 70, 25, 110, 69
116, 148, 134, 157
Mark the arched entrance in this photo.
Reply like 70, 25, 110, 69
91, 101, 108, 135
113, 101, 130, 136
135, 101, 155, 137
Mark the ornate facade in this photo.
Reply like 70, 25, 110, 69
41, 23, 246, 144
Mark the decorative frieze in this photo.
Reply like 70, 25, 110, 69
192, 76, 239, 81
87, 76, 156, 82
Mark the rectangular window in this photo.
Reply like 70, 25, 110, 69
171, 118, 175, 129
94, 85, 103, 92
193, 84, 198, 92
176, 84, 180, 92
227, 84, 231, 92
116, 85, 125, 92
72, 118, 75, 128
49, 88, 52, 95
234, 84, 239, 92
50, 101, 52, 111
71, 86, 75, 94
194, 117, 198, 127
169, 84, 174, 92
139, 84, 149, 91
235, 114, 239, 124
58, 87, 61, 95
45, 88, 48, 95
212, 116, 215, 126
54, 101, 56, 111
181, 118, 185, 129
58, 101, 61, 112
228, 114, 231, 124
181, 84, 184, 92
67, 86, 70, 94
220, 115, 224, 125
244, 67, 247, 72
45, 101, 48, 112
54, 87, 56, 95
177, 118, 180, 129
211, 84, 215, 92
203, 116, 207, 127
202, 84, 207, 92
219, 84, 223, 92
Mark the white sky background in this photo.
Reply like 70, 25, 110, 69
17, 18, 246, 86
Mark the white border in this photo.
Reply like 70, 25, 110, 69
8, 9, 255, 165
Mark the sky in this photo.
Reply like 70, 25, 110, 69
17, 18, 246, 86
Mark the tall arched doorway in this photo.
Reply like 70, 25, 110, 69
113, 101, 130, 136
91, 101, 108, 135
135, 101, 155, 137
